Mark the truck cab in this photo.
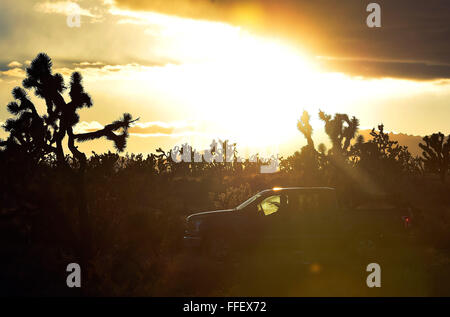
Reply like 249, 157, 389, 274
184, 187, 414, 259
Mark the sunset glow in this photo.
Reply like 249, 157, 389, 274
1, 0, 450, 299
0, 0, 449, 156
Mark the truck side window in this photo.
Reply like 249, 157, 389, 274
258, 195, 281, 216
295, 193, 320, 213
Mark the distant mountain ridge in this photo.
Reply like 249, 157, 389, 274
357, 129, 425, 157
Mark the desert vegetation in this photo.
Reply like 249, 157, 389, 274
0, 54, 449, 296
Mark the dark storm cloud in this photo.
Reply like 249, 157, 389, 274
317, 58, 450, 81
114, 0, 450, 80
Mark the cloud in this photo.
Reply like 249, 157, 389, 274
50, 56, 179, 73
73, 121, 104, 134
112, 0, 450, 80
34, 1, 101, 18
0, 121, 7, 140
73, 61, 105, 67
75, 120, 198, 137
0, 58, 179, 88
1, 67, 25, 78
7, 61, 22, 68
0, 60, 25, 80
0, 61, 53, 80
50, 62, 153, 80
317, 57, 450, 81
129, 121, 198, 137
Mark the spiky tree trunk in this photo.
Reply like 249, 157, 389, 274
1, 53, 138, 277
297, 110, 315, 149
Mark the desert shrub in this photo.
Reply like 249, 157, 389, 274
209, 183, 253, 209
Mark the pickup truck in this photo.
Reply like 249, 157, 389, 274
183, 187, 416, 260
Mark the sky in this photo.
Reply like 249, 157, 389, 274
0, 0, 449, 157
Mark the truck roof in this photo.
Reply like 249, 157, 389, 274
259, 187, 336, 194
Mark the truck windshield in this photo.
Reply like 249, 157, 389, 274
236, 193, 262, 210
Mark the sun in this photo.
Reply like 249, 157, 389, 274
166, 24, 320, 147
199, 32, 319, 151
108, 9, 345, 154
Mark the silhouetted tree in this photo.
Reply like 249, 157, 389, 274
297, 110, 315, 149
0, 53, 137, 268
419, 132, 450, 183
1, 53, 136, 165
350, 124, 422, 186
318, 110, 359, 155
317, 143, 327, 155
0, 87, 48, 164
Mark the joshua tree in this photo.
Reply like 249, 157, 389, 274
1, 53, 136, 167
0, 53, 137, 265
318, 110, 359, 155
297, 110, 315, 149
419, 132, 450, 183
349, 124, 423, 186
